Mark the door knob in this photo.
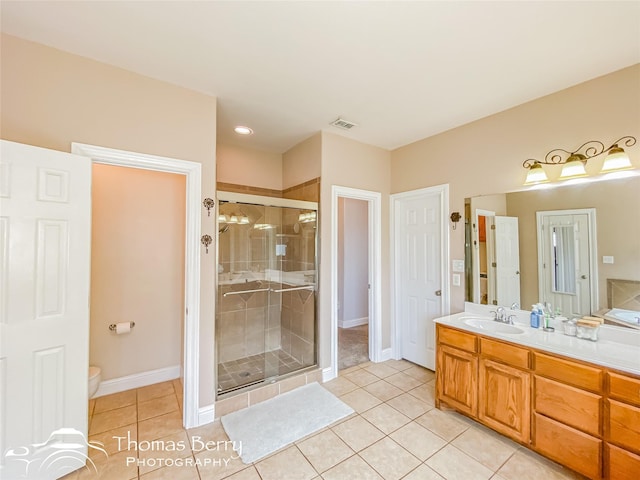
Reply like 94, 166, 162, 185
581, 275, 587, 279
435, 290, 442, 296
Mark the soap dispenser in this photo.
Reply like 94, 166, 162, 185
530, 305, 540, 328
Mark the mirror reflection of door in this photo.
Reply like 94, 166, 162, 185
537, 210, 595, 317
493, 216, 521, 307
473, 209, 494, 304
473, 211, 521, 306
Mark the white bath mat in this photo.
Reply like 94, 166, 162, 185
221, 382, 354, 464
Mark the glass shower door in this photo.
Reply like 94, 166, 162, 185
216, 197, 317, 396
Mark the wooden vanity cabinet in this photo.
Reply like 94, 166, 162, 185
478, 338, 531, 443
605, 371, 640, 479
435, 326, 478, 416
532, 352, 604, 479
436, 324, 640, 479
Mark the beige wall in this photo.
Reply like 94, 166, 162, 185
217, 144, 283, 190
506, 175, 640, 310
391, 64, 640, 312
283, 132, 322, 188
0, 34, 218, 406
320, 132, 392, 367
91, 165, 185, 379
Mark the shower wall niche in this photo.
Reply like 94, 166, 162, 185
216, 192, 317, 395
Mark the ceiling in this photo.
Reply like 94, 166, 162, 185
2, 1, 639, 153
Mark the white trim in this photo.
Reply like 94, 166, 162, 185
71, 142, 202, 429
330, 186, 382, 381
198, 404, 215, 426
322, 366, 334, 383
380, 348, 393, 362
536, 208, 599, 314
93, 365, 181, 398
338, 317, 369, 329
217, 191, 317, 210
390, 184, 450, 362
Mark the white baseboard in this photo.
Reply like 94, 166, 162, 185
198, 404, 215, 426
380, 348, 393, 362
93, 365, 181, 398
338, 317, 369, 329
322, 366, 336, 383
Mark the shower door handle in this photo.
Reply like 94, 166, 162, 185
223, 288, 270, 297
271, 285, 315, 293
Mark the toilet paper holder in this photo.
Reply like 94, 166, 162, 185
109, 321, 136, 331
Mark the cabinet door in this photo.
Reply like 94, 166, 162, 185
436, 344, 478, 416
479, 358, 530, 443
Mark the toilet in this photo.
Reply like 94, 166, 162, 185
88, 366, 101, 398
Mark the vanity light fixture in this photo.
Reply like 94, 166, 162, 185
226, 212, 249, 224
298, 211, 317, 223
523, 135, 636, 185
524, 162, 549, 185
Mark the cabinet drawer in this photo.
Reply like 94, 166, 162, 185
609, 372, 640, 407
438, 326, 477, 353
535, 375, 601, 436
534, 413, 602, 480
534, 352, 603, 392
480, 337, 530, 369
608, 399, 640, 454
606, 443, 640, 480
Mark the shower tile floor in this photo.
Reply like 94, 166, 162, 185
218, 349, 305, 393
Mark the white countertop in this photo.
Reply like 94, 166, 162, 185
435, 303, 640, 376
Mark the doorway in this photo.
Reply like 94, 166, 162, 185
90, 164, 185, 396
330, 186, 382, 381
72, 143, 202, 428
337, 197, 370, 370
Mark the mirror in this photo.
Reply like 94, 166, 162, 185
551, 225, 577, 295
465, 175, 640, 326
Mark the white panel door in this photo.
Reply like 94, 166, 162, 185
0, 140, 92, 479
539, 213, 591, 317
494, 216, 521, 307
397, 193, 442, 369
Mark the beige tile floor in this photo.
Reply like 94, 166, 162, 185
63, 361, 586, 480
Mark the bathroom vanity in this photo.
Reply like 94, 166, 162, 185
435, 306, 640, 480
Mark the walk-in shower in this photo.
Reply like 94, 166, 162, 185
216, 192, 318, 396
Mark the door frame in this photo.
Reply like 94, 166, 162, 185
536, 208, 598, 314
330, 185, 382, 380
472, 209, 495, 304
391, 184, 450, 360
71, 143, 201, 428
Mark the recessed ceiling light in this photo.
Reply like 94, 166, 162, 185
234, 126, 253, 135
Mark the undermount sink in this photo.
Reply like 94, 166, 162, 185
463, 318, 525, 335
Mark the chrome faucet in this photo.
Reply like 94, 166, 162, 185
491, 306, 515, 324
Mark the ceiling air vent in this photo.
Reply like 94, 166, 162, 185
330, 118, 358, 130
